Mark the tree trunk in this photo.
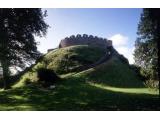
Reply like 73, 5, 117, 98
1, 58, 10, 89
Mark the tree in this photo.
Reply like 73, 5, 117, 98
134, 9, 159, 82
0, 8, 48, 89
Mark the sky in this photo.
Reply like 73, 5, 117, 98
36, 8, 142, 64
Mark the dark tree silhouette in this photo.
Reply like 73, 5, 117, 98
0, 8, 48, 89
134, 9, 159, 84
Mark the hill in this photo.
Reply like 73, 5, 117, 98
0, 45, 159, 111
44, 45, 106, 74
13, 45, 106, 87
13, 45, 142, 88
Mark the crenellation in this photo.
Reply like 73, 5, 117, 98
59, 34, 112, 49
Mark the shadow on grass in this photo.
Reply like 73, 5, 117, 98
0, 78, 159, 111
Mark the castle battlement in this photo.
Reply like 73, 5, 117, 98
59, 34, 112, 49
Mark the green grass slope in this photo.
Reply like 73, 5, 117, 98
14, 45, 144, 88
13, 45, 105, 87
72, 56, 144, 88
40, 45, 106, 74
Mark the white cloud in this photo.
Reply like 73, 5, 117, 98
109, 34, 135, 64
109, 34, 128, 47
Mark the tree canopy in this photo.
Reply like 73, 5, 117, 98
134, 9, 159, 81
0, 8, 48, 89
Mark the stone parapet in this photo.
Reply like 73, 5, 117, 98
59, 35, 112, 49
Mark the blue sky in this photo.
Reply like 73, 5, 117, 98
36, 8, 142, 64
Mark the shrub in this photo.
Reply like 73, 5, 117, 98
37, 68, 60, 87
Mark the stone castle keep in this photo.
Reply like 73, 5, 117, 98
58, 34, 112, 49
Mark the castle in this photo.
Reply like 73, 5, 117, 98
47, 34, 112, 53
58, 34, 112, 49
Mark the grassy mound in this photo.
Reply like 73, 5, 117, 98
14, 45, 144, 88
71, 56, 144, 88
13, 45, 106, 87
37, 45, 106, 74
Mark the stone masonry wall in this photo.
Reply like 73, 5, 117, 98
59, 38, 112, 49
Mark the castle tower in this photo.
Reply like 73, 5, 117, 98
58, 35, 113, 49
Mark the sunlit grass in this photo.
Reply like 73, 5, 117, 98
0, 104, 34, 111
9, 95, 28, 100
89, 82, 159, 95
0, 89, 4, 92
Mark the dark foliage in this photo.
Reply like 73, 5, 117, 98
37, 68, 60, 87
0, 8, 48, 89
0, 8, 48, 68
134, 9, 159, 81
